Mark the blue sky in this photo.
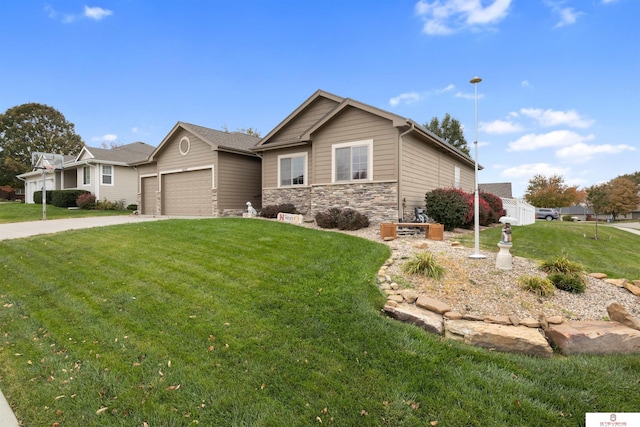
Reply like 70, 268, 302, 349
1, 0, 638, 198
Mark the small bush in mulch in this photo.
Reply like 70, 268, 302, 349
259, 203, 298, 219
517, 275, 555, 297
127, 204, 138, 211
315, 207, 369, 231
547, 273, 586, 294
401, 252, 445, 280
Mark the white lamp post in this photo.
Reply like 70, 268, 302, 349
469, 76, 486, 259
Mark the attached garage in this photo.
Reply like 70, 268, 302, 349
161, 168, 213, 216
141, 176, 157, 215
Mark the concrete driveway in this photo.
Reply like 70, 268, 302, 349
610, 221, 640, 236
0, 215, 167, 241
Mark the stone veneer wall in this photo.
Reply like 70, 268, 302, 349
263, 182, 398, 224
262, 187, 312, 214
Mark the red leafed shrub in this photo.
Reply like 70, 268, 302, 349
76, 193, 96, 209
480, 191, 506, 224
424, 188, 471, 231
463, 193, 491, 227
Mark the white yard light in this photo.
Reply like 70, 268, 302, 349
469, 76, 486, 259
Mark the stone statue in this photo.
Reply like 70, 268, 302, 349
501, 222, 512, 244
246, 201, 257, 216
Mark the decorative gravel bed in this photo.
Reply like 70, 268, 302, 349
300, 221, 640, 321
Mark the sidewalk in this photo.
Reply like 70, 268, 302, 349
0, 215, 167, 424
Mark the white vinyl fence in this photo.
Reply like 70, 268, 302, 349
501, 198, 535, 226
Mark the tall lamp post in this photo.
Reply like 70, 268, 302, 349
469, 76, 486, 259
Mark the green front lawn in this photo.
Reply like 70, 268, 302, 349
457, 220, 640, 279
0, 202, 131, 223
0, 219, 638, 426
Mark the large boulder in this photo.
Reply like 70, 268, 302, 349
444, 320, 553, 357
545, 321, 640, 355
384, 304, 443, 335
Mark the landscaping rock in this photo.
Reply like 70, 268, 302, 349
509, 315, 521, 326
445, 320, 553, 357
633, 280, 640, 287
444, 311, 463, 320
387, 294, 404, 303
623, 282, 640, 297
604, 278, 628, 287
416, 296, 451, 314
520, 317, 541, 328
589, 272, 607, 279
545, 321, 640, 355
484, 315, 511, 325
399, 289, 419, 304
607, 302, 640, 331
383, 236, 395, 241
413, 242, 428, 249
385, 304, 443, 335
384, 300, 398, 308
462, 314, 484, 321
547, 316, 563, 324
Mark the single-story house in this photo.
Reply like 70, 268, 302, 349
136, 122, 262, 216
17, 142, 154, 206
252, 89, 478, 223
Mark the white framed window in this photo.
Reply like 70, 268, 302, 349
278, 153, 307, 187
454, 166, 461, 188
83, 166, 91, 185
331, 139, 373, 183
101, 165, 113, 185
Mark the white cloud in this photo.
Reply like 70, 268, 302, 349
455, 91, 484, 100
554, 7, 581, 28
84, 6, 113, 20
480, 119, 523, 134
507, 130, 595, 151
437, 84, 455, 93
521, 80, 530, 87
415, 0, 512, 35
389, 92, 421, 107
555, 142, 636, 163
91, 134, 118, 142
131, 127, 139, 133
519, 108, 593, 128
501, 163, 570, 178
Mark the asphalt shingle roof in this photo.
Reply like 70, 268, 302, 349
83, 142, 155, 164
180, 122, 260, 152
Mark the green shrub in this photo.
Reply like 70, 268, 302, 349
517, 275, 555, 297
539, 253, 584, 275
562, 215, 574, 222
424, 188, 471, 231
76, 193, 96, 209
127, 204, 138, 211
401, 252, 445, 280
548, 273, 586, 293
33, 190, 53, 204
51, 190, 90, 208
96, 198, 125, 210
315, 208, 369, 231
259, 203, 298, 218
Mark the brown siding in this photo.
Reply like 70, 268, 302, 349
157, 129, 217, 172
141, 176, 158, 215
269, 97, 339, 142
99, 166, 138, 206
217, 152, 262, 211
400, 134, 475, 214
311, 106, 398, 184
262, 146, 312, 189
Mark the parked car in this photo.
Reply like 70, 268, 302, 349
535, 208, 559, 221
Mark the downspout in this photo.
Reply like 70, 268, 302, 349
398, 122, 415, 221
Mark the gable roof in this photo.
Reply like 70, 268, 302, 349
253, 89, 476, 167
148, 121, 260, 162
479, 182, 513, 198
77, 142, 155, 165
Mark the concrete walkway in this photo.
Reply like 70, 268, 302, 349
0, 215, 167, 425
609, 221, 640, 236
0, 215, 167, 241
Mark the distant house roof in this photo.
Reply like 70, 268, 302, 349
77, 142, 155, 165
146, 122, 260, 163
479, 182, 513, 198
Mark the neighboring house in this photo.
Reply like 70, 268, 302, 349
136, 122, 261, 216
18, 142, 154, 206
252, 89, 477, 223
479, 182, 513, 199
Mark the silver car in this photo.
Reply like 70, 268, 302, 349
535, 208, 559, 221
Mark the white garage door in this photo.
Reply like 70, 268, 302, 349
141, 176, 157, 215
162, 169, 213, 216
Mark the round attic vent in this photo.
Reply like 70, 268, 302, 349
179, 136, 190, 155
